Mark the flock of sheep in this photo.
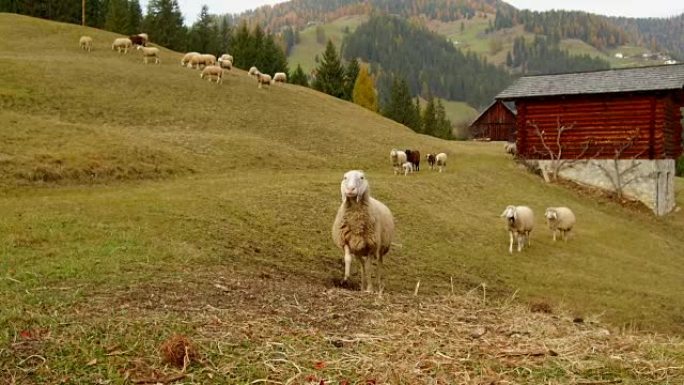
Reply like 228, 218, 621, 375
78, 33, 288, 88
390, 149, 448, 176
332, 149, 577, 292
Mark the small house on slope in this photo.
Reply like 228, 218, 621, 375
468, 100, 517, 141
497, 64, 684, 215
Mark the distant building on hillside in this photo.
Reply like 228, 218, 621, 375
497, 64, 684, 215
468, 100, 516, 141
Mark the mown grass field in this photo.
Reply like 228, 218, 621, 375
1, 13, 683, 384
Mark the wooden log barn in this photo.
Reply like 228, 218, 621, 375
496, 64, 684, 215
468, 100, 516, 141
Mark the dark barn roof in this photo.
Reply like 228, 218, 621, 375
497, 64, 684, 100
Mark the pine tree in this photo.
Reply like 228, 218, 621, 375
231, 21, 251, 69
313, 40, 345, 98
413, 98, 423, 133
260, 34, 289, 75
343, 57, 360, 101
434, 99, 453, 139
105, 0, 128, 34
143, 0, 187, 51
422, 93, 437, 136
189, 5, 218, 54
125, 0, 142, 35
217, 17, 231, 55
352, 66, 377, 112
290, 64, 309, 87
383, 77, 419, 130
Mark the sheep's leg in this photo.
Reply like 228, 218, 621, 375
553, 230, 557, 242
363, 257, 373, 292
376, 255, 384, 295
517, 233, 523, 252
343, 245, 352, 283
508, 231, 514, 254
526, 231, 531, 247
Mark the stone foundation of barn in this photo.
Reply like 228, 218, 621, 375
537, 159, 677, 216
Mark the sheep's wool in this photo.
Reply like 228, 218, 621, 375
337, 201, 377, 256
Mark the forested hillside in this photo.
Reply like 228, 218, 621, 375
611, 14, 684, 60
343, 15, 511, 109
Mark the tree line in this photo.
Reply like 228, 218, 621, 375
507, 35, 610, 75
342, 15, 512, 109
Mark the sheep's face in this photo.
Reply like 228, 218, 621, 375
501, 205, 517, 225
544, 208, 558, 223
341, 170, 369, 203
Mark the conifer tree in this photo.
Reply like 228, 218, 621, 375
230, 21, 251, 69
383, 77, 417, 129
352, 66, 377, 111
189, 5, 218, 54
125, 0, 142, 35
143, 0, 186, 51
105, 0, 128, 34
422, 93, 437, 136
290, 64, 309, 87
434, 99, 453, 139
313, 40, 345, 98
343, 57, 360, 101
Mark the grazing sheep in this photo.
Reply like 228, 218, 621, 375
273, 72, 287, 83
181, 52, 199, 66
201, 54, 217, 66
390, 149, 407, 175
332, 170, 395, 293
137, 46, 160, 64
500, 205, 534, 254
79, 36, 93, 52
426, 153, 436, 170
248, 66, 260, 78
504, 142, 517, 156
112, 37, 132, 54
219, 59, 232, 70
218, 54, 233, 64
405, 149, 421, 171
435, 152, 447, 173
129, 35, 146, 47
401, 161, 413, 176
257, 73, 272, 88
187, 54, 207, 69
200, 65, 223, 84
545, 207, 576, 242
138, 33, 149, 44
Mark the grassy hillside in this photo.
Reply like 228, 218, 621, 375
1, 14, 683, 384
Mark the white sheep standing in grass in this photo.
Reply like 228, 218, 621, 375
390, 149, 407, 175
219, 58, 232, 70
273, 72, 287, 83
181, 52, 199, 66
137, 46, 160, 64
500, 205, 534, 254
504, 142, 517, 156
79, 36, 93, 52
435, 152, 447, 173
218, 54, 233, 65
257, 73, 272, 88
248, 66, 260, 78
545, 207, 576, 241
138, 33, 149, 44
401, 161, 413, 176
112, 37, 132, 54
200, 65, 223, 84
201, 54, 217, 66
332, 170, 395, 293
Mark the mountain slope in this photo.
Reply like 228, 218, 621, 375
1, 13, 683, 383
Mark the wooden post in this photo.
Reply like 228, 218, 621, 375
82, 0, 86, 26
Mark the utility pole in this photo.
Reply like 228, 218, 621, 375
82, 0, 86, 26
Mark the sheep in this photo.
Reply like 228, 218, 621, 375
435, 152, 447, 173
219, 58, 232, 70
426, 153, 436, 170
129, 35, 146, 47
201, 54, 217, 66
137, 46, 160, 64
544, 207, 576, 242
200, 65, 223, 84
218, 54, 233, 64
332, 170, 395, 293
79, 36, 93, 52
248, 66, 260, 78
504, 141, 517, 156
401, 161, 413, 176
112, 37, 132, 54
187, 54, 207, 69
405, 149, 421, 171
273, 72, 287, 83
390, 149, 407, 175
137, 33, 149, 44
257, 73, 272, 88
181, 52, 199, 66
500, 205, 534, 254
